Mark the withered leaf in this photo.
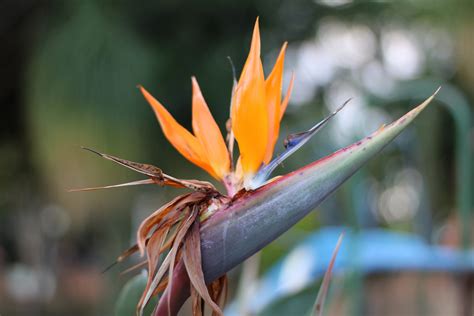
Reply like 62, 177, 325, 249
80, 147, 216, 192
208, 275, 228, 316
166, 207, 199, 316
183, 218, 224, 316
69, 179, 155, 192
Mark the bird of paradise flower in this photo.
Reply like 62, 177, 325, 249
73, 18, 439, 316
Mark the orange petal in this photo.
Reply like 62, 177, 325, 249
231, 18, 268, 174
263, 42, 287, 164
279, 72, 295, 120
234, 157, 244, 182
139, 86, 216, 178
191, 77, 230, 179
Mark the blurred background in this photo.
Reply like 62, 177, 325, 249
0, 0, 473, 315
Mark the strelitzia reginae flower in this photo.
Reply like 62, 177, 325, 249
139, 19, 295, 194
73, 18, 439, 316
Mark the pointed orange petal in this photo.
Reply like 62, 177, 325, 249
191, 77, 230, 180
231, 18, 268, 174
139, 86, 216, 178
234, 156, 244, 182
263, 42, 287, 164
279, 72, 295, 120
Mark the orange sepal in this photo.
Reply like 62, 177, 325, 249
263, 42, 287, 164
139, 86, 217, 178
231, 18, 269, 174
191, 77, 230, 180
280, 72, 295, 120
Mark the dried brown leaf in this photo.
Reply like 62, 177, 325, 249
137, 194, 191, 255
147, 227, 170, 284
183, 219, 223, 316
119, 260, 147, 276
191, 286, 203, 316
81, 147, 216, 191
166, 207, 199, 316
138, 249, 172, 316
208, 275, 228, 316
69, 179, 155, 192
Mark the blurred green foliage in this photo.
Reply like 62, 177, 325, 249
115, 272, 156, 316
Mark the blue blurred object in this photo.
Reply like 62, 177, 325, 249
225, 226, 474, 315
